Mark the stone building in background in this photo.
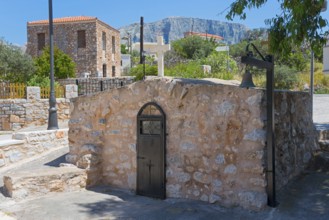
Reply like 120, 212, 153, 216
26, 16, 121, 78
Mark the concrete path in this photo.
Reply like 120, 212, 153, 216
0, 170, 328, 220
313, 94, 329, 123
0, 143, 328, 219
0, 146, 69, 219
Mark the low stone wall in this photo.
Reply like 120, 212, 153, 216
66, 77, 318, 211
0, 129, 68, 168
3, 167, 87, 199
0, 85, 77, 131
274, 91, 318, 189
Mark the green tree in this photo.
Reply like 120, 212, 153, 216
244, 28, 268, 41
202, 51, 238, 78
0, 38, 35, 82
226, 0, 328, 56
172, 36, 218, 59
164, 50, 188, 68
230, 39, 268, 61
121, 44, 128, 54
280, 49, 309, 72
34, 46, 76, 79
130, 50, 141, 66
230, 39, 310, 73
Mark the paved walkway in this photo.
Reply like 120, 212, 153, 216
0, 169, 328, 220
0, 139, 329, 219
313, 94, 329, 123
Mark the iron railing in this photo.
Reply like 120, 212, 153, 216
58, 77, 134, 96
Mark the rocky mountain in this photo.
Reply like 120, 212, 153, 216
119, 17, 249, 45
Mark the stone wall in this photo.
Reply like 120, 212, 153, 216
0, 129, 68, 168
0, 85, 77, 131
26, 18, 121, 77
274, 91, 318, 189
66, 77, 318, 210
3, 167, 87, 200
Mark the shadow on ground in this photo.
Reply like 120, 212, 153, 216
276, 171, 329, 219
74, 171, 329, 220
44, 154, 67, 167
74, 186, 270, 220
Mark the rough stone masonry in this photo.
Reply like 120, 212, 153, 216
66, 77, 318, 211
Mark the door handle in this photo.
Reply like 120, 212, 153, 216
137, 156, 145, 159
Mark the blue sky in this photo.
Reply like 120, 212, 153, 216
0, 0, 328, 46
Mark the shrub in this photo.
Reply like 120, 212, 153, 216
241, 65, 301, 90
274, 65, 300, 90
130, 64, 157, 81
27, 74, 61, 88
165, 61, 205, 78
34, 46, 76, 79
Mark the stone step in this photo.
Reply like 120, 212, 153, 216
3, 166, 87, 200
0, 140, 25, 168
0, 139, 24, 148
308, 151, 329, 172
0, 129, 68, 169
318, 130, 329, 141
319, 140, 329, 152
0, 211, 15, 220
315, 123, 329, 141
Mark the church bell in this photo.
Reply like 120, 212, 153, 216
240, 70, 256, 89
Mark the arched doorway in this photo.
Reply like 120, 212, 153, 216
136, 102, 166, 199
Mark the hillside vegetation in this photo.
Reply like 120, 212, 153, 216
128, 33, 329, 93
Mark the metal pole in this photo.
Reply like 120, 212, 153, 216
47, 0, 58, 130
240, 46, 277, 207
143, 53, 146, 80
227, 44, 229, 76
310, 50, 314, 119
129, 33, 132, 54
140, 17, 144, 64
129, 33, 132, 68
266, 55, 276, 207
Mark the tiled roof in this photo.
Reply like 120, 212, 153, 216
28, 16, 97, 25
184, 31, 224, 40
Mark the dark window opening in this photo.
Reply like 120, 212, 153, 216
37, 33, 45, 51
102, 32, 106, 51
112, 36, 115, 54
112, 66, 116, 77
103, 64, 107, 77
78, 30, 86, 48
140, 120, 162, 135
